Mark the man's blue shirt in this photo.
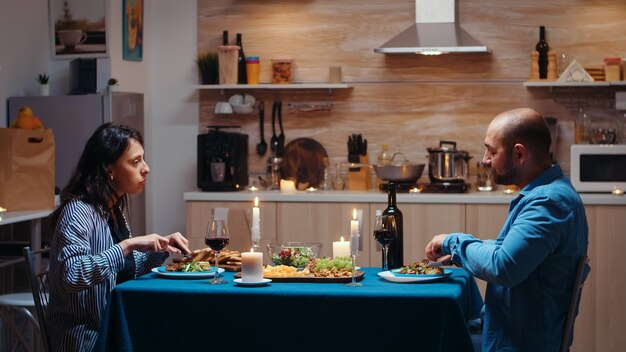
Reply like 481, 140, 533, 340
443, 165, 588, 351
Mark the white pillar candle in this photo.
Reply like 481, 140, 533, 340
241, 249, 264, 282
333, 236, 351, 258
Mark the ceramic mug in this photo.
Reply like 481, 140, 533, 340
214, 102, 233, 114
57, 30, 87, 49
210, 162, 226, 182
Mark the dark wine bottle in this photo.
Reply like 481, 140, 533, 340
236, 33, 248, 84
535, 26, 549, 79
222, 30, 229, 45
383, 182, 403, 269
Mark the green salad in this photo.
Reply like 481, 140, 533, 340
176, 260, 212, 272
271, 247, 315, 267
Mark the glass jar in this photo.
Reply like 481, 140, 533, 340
271, 59, 293, 84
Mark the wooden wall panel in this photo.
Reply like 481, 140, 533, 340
198, 0, 626, 182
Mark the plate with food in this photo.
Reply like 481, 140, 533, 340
237, 257, 364, 283
377, 260, 452, 283
151, 261, 225, 279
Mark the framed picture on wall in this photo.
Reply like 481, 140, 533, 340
49, 0, 109, 59
123, 0, 143, 61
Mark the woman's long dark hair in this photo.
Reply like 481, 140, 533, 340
52, 123, 144, 227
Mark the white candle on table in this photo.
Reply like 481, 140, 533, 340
241, 248, 264, 282
350, 208, 360, 254
251, 197, 261, 245
333, 236, 351, 258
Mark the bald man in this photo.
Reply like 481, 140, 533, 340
425, 108, 589, 351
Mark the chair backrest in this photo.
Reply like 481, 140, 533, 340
560, 255, 590, 352
23, 246, 51, 352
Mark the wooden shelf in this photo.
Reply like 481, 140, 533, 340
195, 83, 351, 90
523, 81, 626, 87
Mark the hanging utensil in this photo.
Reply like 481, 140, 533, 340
277, 101, 285, 156
256, 101, 267, 156
270, 102, 279, 153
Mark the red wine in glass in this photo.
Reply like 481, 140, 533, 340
205, 238, 229, 251
374, 229, 397, 246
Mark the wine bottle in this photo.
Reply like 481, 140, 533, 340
222, 30, 229, 45
383, 182, 403, 269
535, 26, 549, 79
236, 33, 248, 84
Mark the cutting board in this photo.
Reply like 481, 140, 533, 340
279, 138, 328, 189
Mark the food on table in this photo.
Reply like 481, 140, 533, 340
187, 248, 242, 265
397, 259, 444, 275
309, 257, 353, 278
270, 247, 315, 268
263, 257, 354, 278
263, 265, 311, 278
165, 260, 212, 272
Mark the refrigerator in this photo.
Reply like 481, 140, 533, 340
7, 93, 146, 237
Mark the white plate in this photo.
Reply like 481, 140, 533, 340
233, 278, 272, 286
377, 269, 452, 283
151, 266, 225, 279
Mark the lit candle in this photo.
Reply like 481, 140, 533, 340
251, 197, 260, 244
332, 236, 350, 258
350, 208, 359, 238
241, 248, 264, 282
350, 208, 360, 255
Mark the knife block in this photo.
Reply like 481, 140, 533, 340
348, 156, 372, 191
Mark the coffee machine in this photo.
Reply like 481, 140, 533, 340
198, 126, 248, 191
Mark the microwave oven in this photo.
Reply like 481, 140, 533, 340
570, 144, 626, 193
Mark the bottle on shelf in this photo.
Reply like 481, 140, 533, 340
377, 144, 393, 166
575, 107, 591, 144
535, 26, 549, 79
236, 33, 248, 84
222, 30, 229, 45
383, 182, 403, 270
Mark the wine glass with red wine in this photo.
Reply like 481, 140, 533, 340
205, 219, 229, 284
373, 214, 397, 272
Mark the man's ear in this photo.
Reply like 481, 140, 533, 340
513, 143, 527, 165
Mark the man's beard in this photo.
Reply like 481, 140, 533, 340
490, 158, 518, 186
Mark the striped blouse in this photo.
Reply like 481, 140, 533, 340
48, 199, 168, 351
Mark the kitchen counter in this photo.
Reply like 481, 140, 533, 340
184, 189, 626, 205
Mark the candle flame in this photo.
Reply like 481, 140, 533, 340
352, 208, 357, 220
340, 236, 345, 242
254, 197, 259, 207
250, 247, 254, 252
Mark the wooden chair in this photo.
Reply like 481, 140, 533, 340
22, 246, 51, 352
560, 255, 590, 352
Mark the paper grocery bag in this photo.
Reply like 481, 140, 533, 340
0, 128, 55, 211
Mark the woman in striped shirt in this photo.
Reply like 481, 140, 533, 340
48, 123, 190, 351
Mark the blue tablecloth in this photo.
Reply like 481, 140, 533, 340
96, 267, 483, 352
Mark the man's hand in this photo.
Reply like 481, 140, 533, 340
425, 234, 450, 262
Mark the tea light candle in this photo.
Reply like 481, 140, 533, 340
280, 179, 296, 193
333, 236, 350, 258
241, 248, 264, 283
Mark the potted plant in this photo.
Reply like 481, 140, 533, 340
107, 78, 119, 93
37, 73, 50, 96
196, 51, 219, 85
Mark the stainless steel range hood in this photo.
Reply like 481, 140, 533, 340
374, 0, 490, 55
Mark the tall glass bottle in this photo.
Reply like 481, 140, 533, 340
222, 30, 229, 45
575, 107, 590, 144
383, 182, 403, 269
535, 26, 549, 79
236, 33, 248, 84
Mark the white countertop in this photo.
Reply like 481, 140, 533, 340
184, 190, 626, 205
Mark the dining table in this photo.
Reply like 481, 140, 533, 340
96, 267, 483, 352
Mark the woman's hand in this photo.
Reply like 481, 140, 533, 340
119, 234, 170, 256
164, 232, 190, 255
